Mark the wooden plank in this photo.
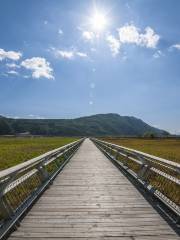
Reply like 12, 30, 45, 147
8, 139, 179, 239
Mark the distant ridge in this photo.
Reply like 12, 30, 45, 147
0, 113, 169, 136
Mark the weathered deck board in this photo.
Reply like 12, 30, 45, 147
8, 139, 179, 240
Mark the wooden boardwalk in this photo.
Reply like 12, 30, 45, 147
9, 139, 179, 240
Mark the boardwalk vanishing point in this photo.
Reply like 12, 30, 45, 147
6, 139, 180, 239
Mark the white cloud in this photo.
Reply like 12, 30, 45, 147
82, 31, 95, 41
0, 48, 22, 61
55, 50, 74, 59
80, 23, 160, 58
153, 50, 163, 58
58, 29, 63, 35
52, 48, 88, 59
21, 57, 54, 79
106, 34, 121, 56
118, 24, 160, 48
76, 52, 88, 58
118, 24, 140, 44
27, 114, 45, 119
140, 27, 160, 48
7, 70, 19, 75
171, 44, 180, 50
6, 63, 20, 68
89, 101, 93, 105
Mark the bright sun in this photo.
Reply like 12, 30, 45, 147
90, 11, 108, 32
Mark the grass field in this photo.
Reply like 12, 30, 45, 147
102, 138, 180, 163
0, 137, 78, 170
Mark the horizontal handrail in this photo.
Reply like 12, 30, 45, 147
93, 139, 180, 170
0, 139, 82, 180
0, 138, 84, 239
91, 138, 180, 223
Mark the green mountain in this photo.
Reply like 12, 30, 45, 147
0, 113, 169, 136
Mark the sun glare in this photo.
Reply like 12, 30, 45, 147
90, 10, 108, 32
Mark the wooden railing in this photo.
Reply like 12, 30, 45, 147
91, 138, 180, 225
0, 138, 84, 239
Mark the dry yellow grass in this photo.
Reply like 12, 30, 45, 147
102, 138, 180, 163
0, 137, 78, 170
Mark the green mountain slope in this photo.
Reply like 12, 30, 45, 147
0, 113, 169, 136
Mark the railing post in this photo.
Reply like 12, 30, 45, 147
63, 148, 69, 160
0, 177, 16, 220
37, 164, 49, 183
176, 216, 180, 224
55, 157, 61, 168
137, 163, 150, 182
124, 152, 129, 166
110, 147, 114, 156
0, 193, 14, 220
115, 150, 120, 160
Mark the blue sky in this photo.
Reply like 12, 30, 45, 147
0, 0, 180, 133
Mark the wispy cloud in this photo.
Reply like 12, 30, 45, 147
82, 31, 95, 41
21, 57, 54, 79
27, 114, 45, 119
6, 63, 20, 68
0, 48, 22, 61
54, 50, 74, 59
106, 34, 121, 56
89, 101, 93, 105
58, 29, 63, 35
171, 44, 180, 50
7, 70, 19, 75
153, 50, 163, 58
51, 48, 88, 59
76, 51, 88, 58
